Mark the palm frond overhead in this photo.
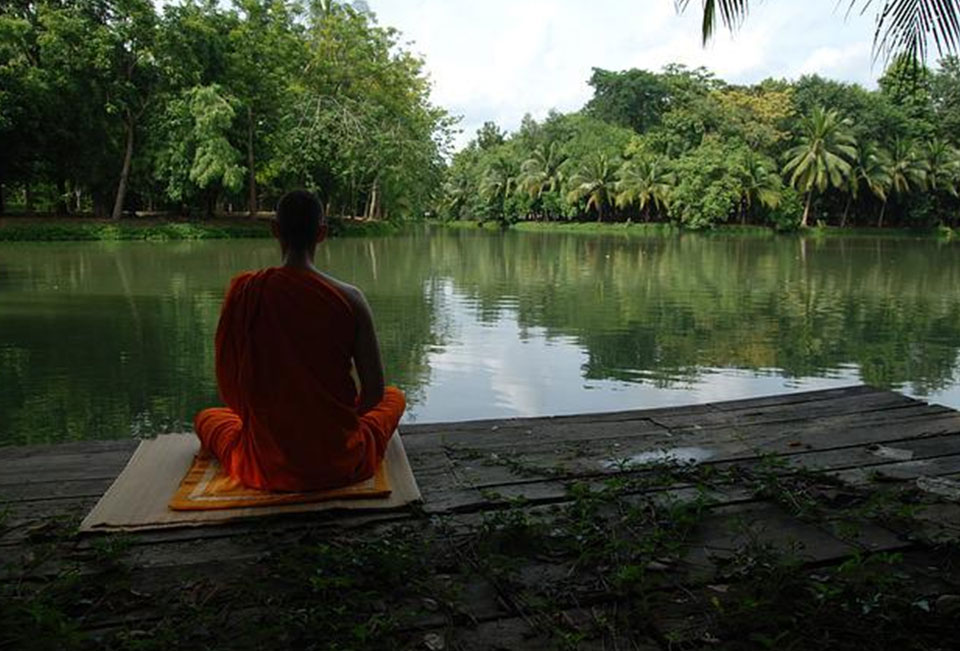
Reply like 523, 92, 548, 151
862, 0, 960, 64
675, 0, 750, 44
677, 0, 960, 64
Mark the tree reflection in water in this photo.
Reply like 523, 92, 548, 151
1, 229, 958, 445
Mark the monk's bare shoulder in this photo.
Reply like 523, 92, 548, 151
314, 271, 371, 316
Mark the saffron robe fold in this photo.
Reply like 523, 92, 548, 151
194, 267, 405, 492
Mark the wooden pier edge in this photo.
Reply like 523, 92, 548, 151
3, 385, 960, 648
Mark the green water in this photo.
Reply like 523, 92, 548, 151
2, 228, 959, 446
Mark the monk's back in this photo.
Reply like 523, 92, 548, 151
214, 267, 363, 489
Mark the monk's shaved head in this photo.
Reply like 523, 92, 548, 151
276, 190, 324, 251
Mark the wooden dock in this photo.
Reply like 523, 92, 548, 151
3, 385, 960, 649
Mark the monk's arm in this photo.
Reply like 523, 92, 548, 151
214, 276, 245, 410
351, 289, 386, 415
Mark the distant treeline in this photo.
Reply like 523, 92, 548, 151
0, 0, 450, 220
440, 60, 960, 230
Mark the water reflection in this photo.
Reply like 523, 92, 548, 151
1, 229, 959, 445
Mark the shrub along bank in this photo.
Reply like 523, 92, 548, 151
0, 217, 399, 242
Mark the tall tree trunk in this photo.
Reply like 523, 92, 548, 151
206, 188, 216, 220
247, 107, 257, 217
0, 177, 5, 216
369, 180, 379, 220
840, 195, 852, 228
111, 114, 135, 221
25, 184, 33, 214
877, 200, 887, 228
801, 192, 812, 228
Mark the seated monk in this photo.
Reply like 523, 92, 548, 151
194, 190, 405, 492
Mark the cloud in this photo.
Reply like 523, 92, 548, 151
795, 42, 874, 81
368, 0, 883, 148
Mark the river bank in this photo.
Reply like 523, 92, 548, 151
437, 219, 960, 240
0, 216, 398, 242
4, 217, 956, 243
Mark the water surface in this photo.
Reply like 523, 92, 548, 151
2, 228, 959, 445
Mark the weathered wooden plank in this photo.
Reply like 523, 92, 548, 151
0, 444, 456, 503
834, 454, 960, 484
410, 401, 944, 458
399, 385, 887, 436
401, 404, 706, 436
0, 451, 132, 486
432, 440, 960, 515
744, 410, 960, 452
6, 437, 476, 488
699, 408, 960, 455
0, 439, 137, 461
444, 413, 960, 492
650, 391, 927, 431
705, 384, 879, 411
777, 435, 960, 471
1, 496, 96, 527
0, 477, 115, 502
403, 417, 669, 452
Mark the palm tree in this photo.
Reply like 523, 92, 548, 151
480, 156, 517, 225
925, 138, 960, 197
737, 150, 782, 223
677, 1, 960, 65
615, 155, 675, 222
782, 106, 857, 227
517, 142, 566, 199
566, 153, 618, 222
879, 137, 929, 226
842, 142, 892, 227
441, 174, 471, 220
516, 142, 566, 219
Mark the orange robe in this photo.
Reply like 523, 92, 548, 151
194, 267, 405, 491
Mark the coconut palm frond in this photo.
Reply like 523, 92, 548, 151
860, 0, 960, 64
675, 0, 751, 44
678, 0, 960, 64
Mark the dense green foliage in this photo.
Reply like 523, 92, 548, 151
440, 60, 960, 230
0, 0, 450, 220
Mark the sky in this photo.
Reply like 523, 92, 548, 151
366, 0, 884, 149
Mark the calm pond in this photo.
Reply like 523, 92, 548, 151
2, 227, 959, 446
